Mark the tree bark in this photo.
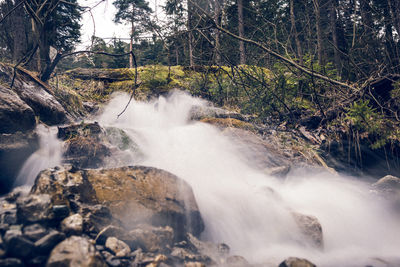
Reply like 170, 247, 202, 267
214, 0, 223, 65
237, 0, 245, 65
129, 6, 135, 69
12, 0, 27, 63
187, 0, 194, 67
313, 0, 323, 66
290, 0, 303, 65
329, 0, 341, 72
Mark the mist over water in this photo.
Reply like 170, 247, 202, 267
14, 124, 63, 187
99, 91, 400, 266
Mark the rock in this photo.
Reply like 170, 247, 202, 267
95, 225, 127, 246
61, 214, 83, 235
35, 230, 66, 254
81, 204, 114, 234
32, 165, 204, 240
23, 223, 48, 241
222, 127, 290, 170
52, 205, 70, 220
292, 212, 323, 248
263, 165, 291, 178
0, 85, 36, 134
225, 255, 250, 266
3, 228, 22, 244
105, 237, 131, 257
58, 123, 111, 169
372, 175, 400, 196
278, 257, 316, 267
6, 235, 35, 259
46, 236, 106, 267
28, 255, 48, 267
0, 249, 5, 258
129, 225, 174, 253
170, 247, 212, 265
185, 262, 205, 267
0, 131, 39, 194
0, 258, 24, 267
16, 194, 53, 223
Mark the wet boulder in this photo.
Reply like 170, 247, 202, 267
278, 257, 316, 267
372, 175, 400, 209
105, 237, 131, 257
292, 212, 323, 248
46, 236, 106, 267
31, 165, 204, 240
16, 194, 54, 224
58, 122, 111, 169
128, 225, 174, 252
61, 214, 83, 235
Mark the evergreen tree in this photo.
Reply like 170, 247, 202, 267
113, 0, 153, 68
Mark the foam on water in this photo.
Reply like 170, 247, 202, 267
99, 91, 400, 266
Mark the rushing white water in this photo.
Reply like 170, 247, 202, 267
98, 91, 400, 267
14, 124, 63, 187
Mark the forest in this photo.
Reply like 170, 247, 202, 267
1, 1, 400, 267
1, 0, 399, 139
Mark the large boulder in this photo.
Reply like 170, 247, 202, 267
0, 64, 69, 125
31, 165, 204, 240
372, 175, 400, 209
0, 85, 36, 134
46, 236, 106, 267
57, 122, 111, 168
292, 212, 323, 248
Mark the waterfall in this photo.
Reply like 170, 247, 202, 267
98, 91, 400, 266
14, 124, 63, 187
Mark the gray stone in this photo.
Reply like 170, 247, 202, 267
61, 214, 83, 235
225, 255, 250, 266
16, 194, 53, 223
292, 212, 323, 248
278, 257, 316, 267
3, 228, 22, 244
105, 237, 131, 257
23, 223, 48, 242
27, 255, 48, 267
95, 225, 126, 246
35, 230, 66, 254
6, 235, 35, 259
52, 205, 70, 220
128, 225, 174, 252
0, 258, 24, 267
46, 236, 106, 267
372, 175, 400, 197
0, 85, 36, 134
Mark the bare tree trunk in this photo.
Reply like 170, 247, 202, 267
238, 0, 245, 65
214, 0, 223, 65
12, 0, 27, 63
129, 7, 135, 69
187, 0, 194, 67
313, 0, 323, 66
330, 0, 341, 72
290, 0, 303, 65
